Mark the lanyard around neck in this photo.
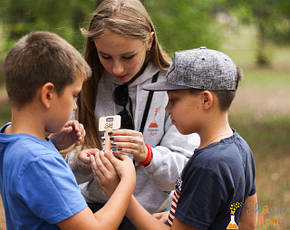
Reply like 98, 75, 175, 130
139, 71, 159, 133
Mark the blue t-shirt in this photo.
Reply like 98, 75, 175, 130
0, 123, 87, 230
168, 130, 256, 230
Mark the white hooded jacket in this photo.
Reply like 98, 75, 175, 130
66, 62, 200, 213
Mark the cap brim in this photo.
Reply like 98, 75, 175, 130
143, 81, 190, 91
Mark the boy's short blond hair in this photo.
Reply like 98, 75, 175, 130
4, 31, 91, 108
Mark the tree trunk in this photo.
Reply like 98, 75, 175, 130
256, 22, 270, 67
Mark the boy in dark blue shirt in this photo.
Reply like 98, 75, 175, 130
95, 47, 258, 230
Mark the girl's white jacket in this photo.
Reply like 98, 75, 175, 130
66, 63, 200, 213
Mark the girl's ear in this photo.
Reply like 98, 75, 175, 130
40, 82, 55, 109
147, 32, 154, 51
201, 90, 214, 110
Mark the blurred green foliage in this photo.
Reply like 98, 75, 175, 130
0, 0, 289, 65
0, 100, 10, 125
0, 0, 225, 59
0, 0, 97, 55
143, 0, 224, 55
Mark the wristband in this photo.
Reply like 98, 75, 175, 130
137, 143, 152, 166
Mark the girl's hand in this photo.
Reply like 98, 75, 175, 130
109, 129, 149, 163
50, 120, 85, 150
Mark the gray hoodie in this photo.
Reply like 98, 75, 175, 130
66, 63, 200, 213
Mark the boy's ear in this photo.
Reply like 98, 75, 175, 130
201, 90, 214, 110
40, 82, 56, 109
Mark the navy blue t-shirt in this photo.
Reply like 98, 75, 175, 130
168, 130, 256, 230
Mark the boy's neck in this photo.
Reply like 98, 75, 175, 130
7, 107, 47, 140
198, 112, 233, 149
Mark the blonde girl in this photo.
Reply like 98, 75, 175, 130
66, 1, 200, 229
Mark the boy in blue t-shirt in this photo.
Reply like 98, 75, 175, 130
95, 47, 258, 230
0, 31, 136, 230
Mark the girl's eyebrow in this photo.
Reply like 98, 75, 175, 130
98, 50, 136, 56
98, 51, 109, 56
98, 44, 146, 56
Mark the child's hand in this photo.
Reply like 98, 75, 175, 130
152, 211, 169, 223
76, 148, 100, 174
50, 120, 85, 150
90, 152, 136, 196
107, 152, 136, 183
90, 151, 120, 196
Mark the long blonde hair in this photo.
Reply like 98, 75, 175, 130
78, 0, 171, 148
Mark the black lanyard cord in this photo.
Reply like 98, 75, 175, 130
139, 71, 159, 133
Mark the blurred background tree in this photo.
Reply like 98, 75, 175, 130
1, 0, 289, 66
220, 0, 290, 66
142, 0, 224, 55
0, 0, 226, 59
0, 0, 97, 54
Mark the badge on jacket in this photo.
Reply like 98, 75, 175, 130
148, 106, 161, 136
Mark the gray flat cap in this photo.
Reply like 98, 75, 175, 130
143, 47, 238, 91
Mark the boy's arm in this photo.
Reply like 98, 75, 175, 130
57, 152, 136, 230
126, 196, 199, 230
127, 196, 169, 230
93, 151, 198, 230
57, 176, 135, 230
239, 193, 258, 230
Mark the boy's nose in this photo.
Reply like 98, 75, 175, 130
165, 103, 170, 113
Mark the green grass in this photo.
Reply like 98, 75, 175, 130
230, 115, 290, 151
242, 68, 290, 86
230, 115, 290, 230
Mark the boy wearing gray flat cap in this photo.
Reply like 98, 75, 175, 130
123, 47, 257, 230
93, 47, 258, 230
